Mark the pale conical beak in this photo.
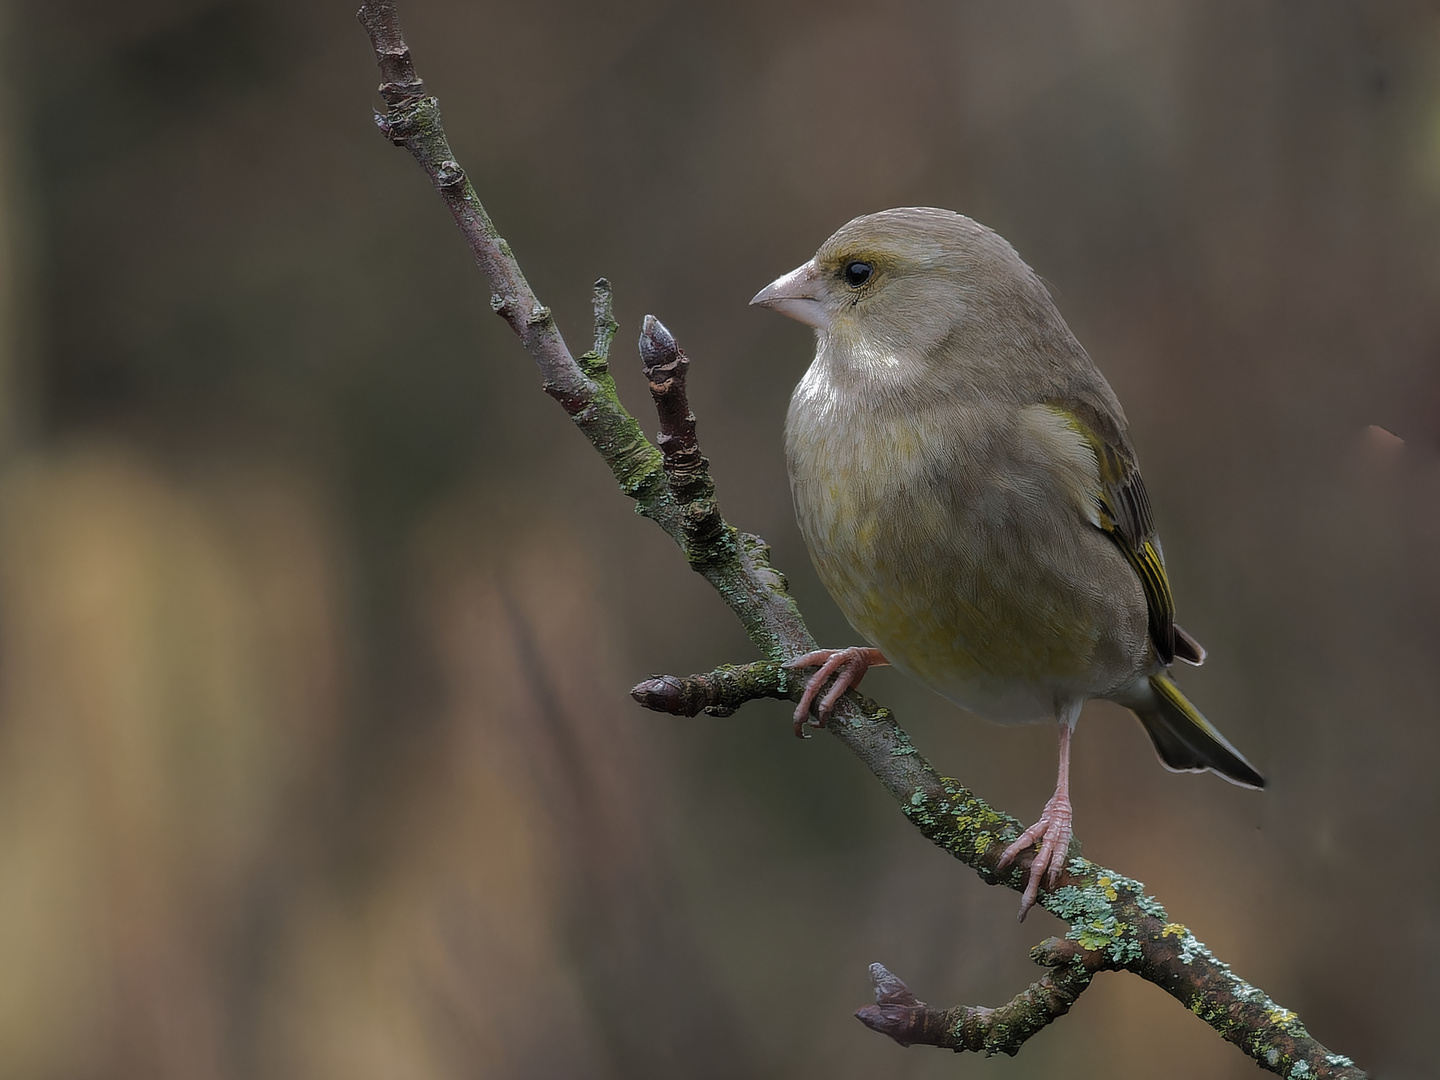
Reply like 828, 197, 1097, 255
749, 260, 830, 331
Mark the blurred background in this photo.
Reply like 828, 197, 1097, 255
0, 0, 1434, 1076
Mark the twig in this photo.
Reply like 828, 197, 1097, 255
358, 4, 1365, 1075
856, 942, 1102, 1056
631, 660, 799, 718
639, 316, 727, 562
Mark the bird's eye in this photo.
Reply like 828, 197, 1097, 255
843, 261, 873, 288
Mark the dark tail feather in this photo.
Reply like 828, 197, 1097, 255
1135, 674, 1264, 789
1173, 623, 1207, 666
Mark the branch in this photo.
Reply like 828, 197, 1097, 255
356, 0, 668, 515
358, 5, 1365, 1076
857, 941, 1101, 1056
630, 661, 797, 719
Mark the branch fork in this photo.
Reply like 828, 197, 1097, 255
857, 939, 1101, 1056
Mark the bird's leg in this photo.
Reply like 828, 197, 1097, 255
784, 647, 888, 734
996, 718, 1076, 920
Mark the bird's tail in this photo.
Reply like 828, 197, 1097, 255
1131, 673, 1264, 789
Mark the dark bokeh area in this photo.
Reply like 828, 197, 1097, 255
0, 1, 1435, 1077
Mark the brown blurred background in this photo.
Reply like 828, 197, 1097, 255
0, 1, 1434, 1077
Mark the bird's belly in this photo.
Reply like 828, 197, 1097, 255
788, 410, 1145, 722
811, 532, 1093, 722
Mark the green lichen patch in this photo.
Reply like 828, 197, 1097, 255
887, 727, 919, 757
1073, 915, 1122, 953
1048, 883, 1110, 925
570, 395, 668, 504
900, 781, 1017, 873
576, 349, 611, 379
1062, 859, 1168, 922
1134, 893, 1168, 920
1169, 927, 1238, 979
1045, 875, 1151, 965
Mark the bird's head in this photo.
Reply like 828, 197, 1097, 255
751, 207, 1044, 363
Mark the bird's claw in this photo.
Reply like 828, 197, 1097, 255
996, 793, 1074, 921
784, 647, 885, 736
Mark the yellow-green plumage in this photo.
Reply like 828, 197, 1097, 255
789, 386, 1146, 720
756, 206, 1263, 787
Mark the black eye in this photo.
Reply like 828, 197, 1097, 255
843, 261, 872, 288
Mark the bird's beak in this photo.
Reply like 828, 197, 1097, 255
750, 260, 830, 331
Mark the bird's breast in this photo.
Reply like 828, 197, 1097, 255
785, 361, 1147, 721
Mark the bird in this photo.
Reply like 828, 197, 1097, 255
750, 207, 1263, 919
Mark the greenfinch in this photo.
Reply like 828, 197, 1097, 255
751, 207, 1263, 918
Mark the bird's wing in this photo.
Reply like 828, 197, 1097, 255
1053, 402, 1181, 666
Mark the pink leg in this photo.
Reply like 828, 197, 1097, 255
996, 720, 1076, 920
784, 647, 888, 736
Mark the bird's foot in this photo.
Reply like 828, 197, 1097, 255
996, 791, 1074, 921
784, 647, 887, 736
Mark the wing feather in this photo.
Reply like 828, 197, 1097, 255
1053, 405, 1179, 665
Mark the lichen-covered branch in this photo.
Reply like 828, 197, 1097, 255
856, 942, 1102, 1056
631, 661, 799, 718
358, 5, 1366, 1076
